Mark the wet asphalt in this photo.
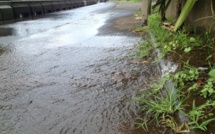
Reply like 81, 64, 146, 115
0, 2, 159, 134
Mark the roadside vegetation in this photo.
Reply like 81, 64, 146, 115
132, 2, 215, 133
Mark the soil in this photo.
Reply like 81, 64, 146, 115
118, 5, 215, 133
167, 47, 215, 134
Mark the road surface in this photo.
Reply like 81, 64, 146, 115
0, 2, 158, 134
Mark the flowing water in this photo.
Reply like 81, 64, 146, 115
0, 2, 160, 134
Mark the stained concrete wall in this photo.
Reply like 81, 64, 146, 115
11, 3, 32, 19
186, 0, 215, 33
165, 0, 178, 19
41, 2, 54, 13
29, 3, 44, 15
0, 0, 97, 23
166, 0, 215, 33
0, 5, 14, 20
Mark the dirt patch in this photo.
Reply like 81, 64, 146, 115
114, 15, 141, 31
98, 1, 141, 36
168, 47, 212, 68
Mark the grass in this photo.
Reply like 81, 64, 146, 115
187, 100, 215, 131
148, 13, 203, 59
133, 11, 215, 133
133, 77, 187, 131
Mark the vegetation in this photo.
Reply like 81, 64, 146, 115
134, 78, 187, 131
186, 100, 215, 131
134, 9, 215, 133
174, 0, 196, 31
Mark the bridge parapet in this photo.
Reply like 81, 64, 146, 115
0, 0, 97, 24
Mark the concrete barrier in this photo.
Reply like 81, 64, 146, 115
59, 1, 67, 10
0, 10, 2, 20
64, 1, 73, 9
51, 1, 61, 11
41, 2, 54, 13
0, 5, 14, 20
71, 0, 78, 8
87, 0, 96, 5
0, 0, 97, 23
29, 3, 44, 16
83, 0, 87, 6
78, 0, 85, 7
11, 3, 31, 19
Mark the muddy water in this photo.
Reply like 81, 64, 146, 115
0, 2, 159, 134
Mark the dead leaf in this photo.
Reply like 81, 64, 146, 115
161, 22, 175, 32
130, 61, 149, 64
118, 78, 127, 82
196, 80, 204, 87
120, 71, 126, 76
133, 29, 144, 35
176, 122, 190, 133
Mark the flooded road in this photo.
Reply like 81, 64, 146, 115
0, 2, 159, 134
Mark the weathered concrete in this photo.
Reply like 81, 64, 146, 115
59, 1, 67, 10
77, 0, 85, 7
165, 0, 178, 19
0, 5, 14, 20
186, 0, 215, 33
141, 0, 149, 25
72, 0, 81, 8
11, 3, 31, 19
0, 0, 97, 23
87, 0, 96, 5
41, 2, 54, 13
29, 3, 44, 16
51, 1, 61, 11
64, 1, 73, 9
166, 0, 215, 33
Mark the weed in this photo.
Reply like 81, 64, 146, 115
187, 100, 215, 131
133, 77, 186, 130
136, 40, 153, 59
173, 61, 199, 87
135, 118, 149, 131
161, 115, 190, 133
134, 10, 215, 133
201, 69, 215, 99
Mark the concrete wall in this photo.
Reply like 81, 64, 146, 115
166, 0, 215, 33
165, 0, 178, 19
0, 0, 97, 23
186, 0, 215, 33
0, 5, 14, 20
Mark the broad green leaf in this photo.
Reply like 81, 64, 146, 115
184, 47, 191, 53
174, 0, 197, 31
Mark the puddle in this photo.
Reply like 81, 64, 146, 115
0, 28, 14, 37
